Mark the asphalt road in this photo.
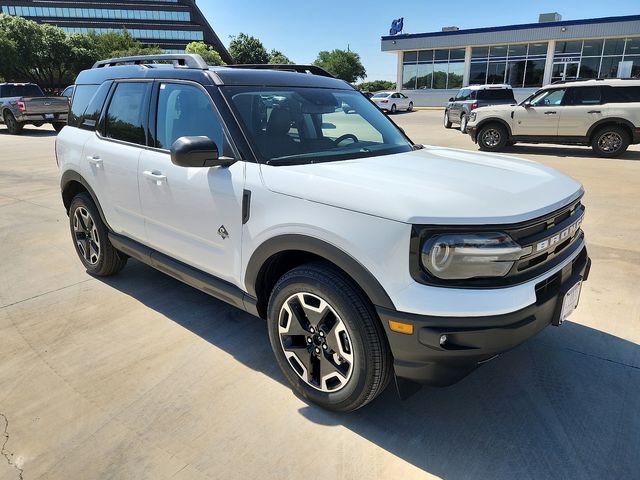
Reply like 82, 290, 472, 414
1, 113, 639, 480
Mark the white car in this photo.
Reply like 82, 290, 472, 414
57, 54, 590, 412
371, 91, 414, 113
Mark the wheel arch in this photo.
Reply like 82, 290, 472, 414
586, 118, 635, 140
245, 234, 395, 319
476, 118, 513, 137
60, 170, 111, 229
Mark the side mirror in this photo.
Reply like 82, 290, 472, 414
170, 136, 234, 168
449, 97, 455, 102
523, 101, 532, 108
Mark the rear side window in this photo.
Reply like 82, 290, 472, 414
69, 85, 99, 128
603, 86, 640, 103
477, 89, 515, 101
565, 87, 601, 105
104, 82, 151, 145
80, 82, 112, 130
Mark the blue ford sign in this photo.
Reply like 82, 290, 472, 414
389, 18, 404, 35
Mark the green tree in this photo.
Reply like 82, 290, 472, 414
358, 80, 396, 92
313, 49, 366, 83
228, 33, 269, 64
268, 49, 293, 65
185, 41, 226, 66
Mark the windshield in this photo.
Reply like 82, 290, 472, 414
224, 87, 413, 164
372, 92, 390, 98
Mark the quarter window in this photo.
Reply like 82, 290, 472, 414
104, 82, 150, 145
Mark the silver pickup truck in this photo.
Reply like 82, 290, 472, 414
0, 83, 69, 134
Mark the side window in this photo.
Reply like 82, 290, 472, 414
155, 82, 225, 151
68, 84, 98, 128
603, 86, 640, 103
392, 93, 400, 99
531, 89, 566, 107
104, 82, 150, 145
565, 87, 601, 105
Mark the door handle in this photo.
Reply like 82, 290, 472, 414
87, 155, 102, 167
544, 111, 557, 115
143, 170, 167, 184
588, 110, 601, 114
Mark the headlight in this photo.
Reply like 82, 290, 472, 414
468, 112, 477, 121
421, 233, 527, 280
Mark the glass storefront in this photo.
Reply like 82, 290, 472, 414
402, 48, 465, 89
470, 42, 548, 88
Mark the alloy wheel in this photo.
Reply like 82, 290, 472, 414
278, 292, 354, 392
482, 128, 501, 147
597, 132, 622, 153
73, 207, 100, 265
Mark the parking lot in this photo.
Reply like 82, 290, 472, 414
1, 110, 639, 480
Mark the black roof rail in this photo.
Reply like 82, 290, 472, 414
92, 54, 208, 69
225, 64, 334, 78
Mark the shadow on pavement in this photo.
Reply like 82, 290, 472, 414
502, 144, 640, 161
0, 126, 57, 137
100, 260, 640, 480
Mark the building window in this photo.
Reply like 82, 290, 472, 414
402, 48, 465, 90
471, 42, 548, 88
2, 5, 190, 22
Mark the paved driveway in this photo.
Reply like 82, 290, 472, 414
1, 116, 638, 479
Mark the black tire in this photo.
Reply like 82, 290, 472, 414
443, 110, 452, 128
33, 122, 44, 127
478, 123, 508, 152
68, 193, 127, 276
267, 262, 393, 412
591, 126, 630, 158
460, 113, 468, 134
4, 111, 23, 135
52, 122, 65, 133
390, 103, 397, 114
407, 102, 413, 112
506, 140, 516, 147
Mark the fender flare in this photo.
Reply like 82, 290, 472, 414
60, 170, 111, 229
586, 117, 636, 139
244, 234, 395, 310
476, 118, 513, 138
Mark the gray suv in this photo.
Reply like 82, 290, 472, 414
444, 84, 516, 133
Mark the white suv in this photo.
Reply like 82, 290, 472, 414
56, 55, 591, 412
466, 79, 640, 157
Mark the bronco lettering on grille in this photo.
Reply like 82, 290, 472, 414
535, 216, 583, 253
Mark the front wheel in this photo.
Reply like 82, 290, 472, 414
267, 263, 392, 412
69, 193, 127, 276
478, 124, 508, 152
4, 111, 23, 135
591, 126, 629, 158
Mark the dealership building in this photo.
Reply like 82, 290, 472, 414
0, 0, 232, 63
381, 13, 640, 106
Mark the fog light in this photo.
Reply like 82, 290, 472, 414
439, 334, 448, 346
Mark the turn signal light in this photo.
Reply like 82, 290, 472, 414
388, 320, 414, 335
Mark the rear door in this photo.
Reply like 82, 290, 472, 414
558, 86, 603, 137
512, 88, 566, 136
83, 81, 151, 241
138, 81, 244, 283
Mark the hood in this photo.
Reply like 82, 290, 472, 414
475, 103, 517, 114
259, 146, 583, 225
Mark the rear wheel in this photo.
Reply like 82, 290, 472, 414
390, 104, 397, 114
407, 102, 413, 112
478, 123, 508, 152
267, 262, 392, 412
69, 193, 127, 276
443, 110, 452, 128
4, 111, 23, 135
591, 126, 629, 158
460, 113, 468, 133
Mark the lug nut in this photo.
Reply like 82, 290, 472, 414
315, 347, 321, 354
309, 327, 315, 334
322, 344, 327, 350
307, 337, 312, 343
319, 331, 325, 337
439, 334, 448, 346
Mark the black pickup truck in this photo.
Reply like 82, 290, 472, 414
0, 83, 69, 134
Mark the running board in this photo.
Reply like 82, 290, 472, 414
108, 233, 259, 316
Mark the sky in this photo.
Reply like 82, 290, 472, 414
200, 0, 639, 82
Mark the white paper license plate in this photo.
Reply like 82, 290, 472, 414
45, 114, 54, 120
559, 281, 582, 323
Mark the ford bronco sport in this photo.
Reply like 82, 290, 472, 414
56, 54, 591, 412
466, 78, 640, 157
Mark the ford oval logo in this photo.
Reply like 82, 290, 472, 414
44, 102, 51, 106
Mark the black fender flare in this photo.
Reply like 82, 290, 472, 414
244, 234, 395, 310
60, 170, 111, 229
475, 118, 513, 138
586, 117, 636, 139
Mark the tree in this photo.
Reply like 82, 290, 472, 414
268, 49, 293, 65
313, 49, 366, 83
185, 41, 225, 66
358, 80, 396, 92
228, 33, 269, 64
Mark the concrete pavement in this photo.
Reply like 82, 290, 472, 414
0, 115, 639, 479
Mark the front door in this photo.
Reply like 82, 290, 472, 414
512, 88, 567, 136
139, 81, 245, 284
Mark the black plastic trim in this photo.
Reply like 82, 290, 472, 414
244, 234, 395, 310
242, 189, 251, 224
60, 170, 111, 229
108, 232, 259, 317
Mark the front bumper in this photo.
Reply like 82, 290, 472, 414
377, 246, 590, 387
467, 125, 478, 142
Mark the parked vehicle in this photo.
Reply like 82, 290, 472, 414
61, 85, 75, 101
466, 79, 640, 157
57, 54, 590, 412
0, 83, 69, 134
444, 84, 516, 133
361, 91, 374, 99
371, 91, 414, 113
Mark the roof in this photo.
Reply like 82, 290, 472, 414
465, 84, 512, 90
542, 78, 640, 88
